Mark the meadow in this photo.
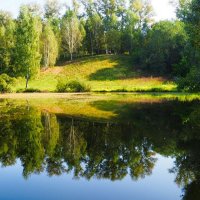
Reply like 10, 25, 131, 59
13, 55, 176, 93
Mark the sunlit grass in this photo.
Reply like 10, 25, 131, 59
12, 55, 176, 92
14, 74, 58, 92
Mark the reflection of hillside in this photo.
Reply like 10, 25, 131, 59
0, 97, 200, 200
1, 93, 200, 122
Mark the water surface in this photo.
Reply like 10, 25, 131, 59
0, 93, 199, 200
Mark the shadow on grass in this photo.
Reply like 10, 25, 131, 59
88, 55, 140, 81
58, 55, 113, 67
58, 54, 169, 81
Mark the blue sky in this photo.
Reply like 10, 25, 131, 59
0, 0, 176, 21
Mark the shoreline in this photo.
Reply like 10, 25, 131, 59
0, 92, 200, 99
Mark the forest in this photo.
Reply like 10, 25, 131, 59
0, 0, 200, 92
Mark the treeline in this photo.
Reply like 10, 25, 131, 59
0, 0, 155, 80
0, 0, 200, 91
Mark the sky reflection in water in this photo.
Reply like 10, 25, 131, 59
0, 156, 180, 200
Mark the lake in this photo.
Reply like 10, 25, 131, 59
0, 93, 199, 200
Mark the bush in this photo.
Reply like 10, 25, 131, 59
177, 68, 200, 92
56, 79, 90, 93
0, 74, 15, 93
16, 88, 41, 93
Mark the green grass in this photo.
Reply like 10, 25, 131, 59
12, 55, 176, 92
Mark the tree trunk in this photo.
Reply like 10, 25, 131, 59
25, 68, 30, 90
130, 28, 133, 53
25, 76, 29, 90
70, 53, 73, 61
90, 31, 94, 56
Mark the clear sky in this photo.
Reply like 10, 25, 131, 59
0, 0, 176, 21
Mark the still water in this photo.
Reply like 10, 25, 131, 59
0, 93, 199, 200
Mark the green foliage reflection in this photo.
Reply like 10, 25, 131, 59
0, 99, 200, 199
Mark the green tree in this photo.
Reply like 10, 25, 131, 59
14, 5, 42, 89
175, 0, 200, 91
178, 0, 200, 64
81, 0, 105, 55
41, 22, 58, 68
106, 29, 121, 54
44, 0, 61, 40
61, 9, 85, 60
44, 0, 61, 21
131, 0, 154, 56
0, 11, 15, 74
143, 21, 188, 74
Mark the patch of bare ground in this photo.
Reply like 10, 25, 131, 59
41, 67, 64, 75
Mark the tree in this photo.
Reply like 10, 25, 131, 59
44, 0, 61, 34
81, 0, 105, 55
41, 22, 58, 68
129, 0, 154, 32
106, 29, 121, 54
94, 0, 122, 53
61, 9, 85, 60
178, 0, 200, 64
0, 11, 15, 74
86, 14, 105, 54
142, 21, 188, 74
14, 5, 42, 89
127, 0, 154, 56
44, 0, 61, 19
175, 0, 200, 90
176, 0, 192, 21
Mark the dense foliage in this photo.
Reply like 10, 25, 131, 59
175, 0, 200, 91
142, 21, 188, 75
0, 0, 199, 91
0, 73, 15, 92
56, 79, 90, 92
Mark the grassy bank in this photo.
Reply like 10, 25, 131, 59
13, 55, 176, 92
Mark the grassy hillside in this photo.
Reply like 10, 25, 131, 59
13, 55, 176, 92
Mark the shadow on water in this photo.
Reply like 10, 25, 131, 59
0, 97, 200, 199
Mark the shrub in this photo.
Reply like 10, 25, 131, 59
56, 79, 90, 93
16, 88, 41, 93
0, 74, 15, 93
23, 88, 41, 93
177, 68, 200, 92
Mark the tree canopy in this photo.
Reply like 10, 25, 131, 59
0, 0, 199, 91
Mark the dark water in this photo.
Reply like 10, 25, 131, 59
0, 95, 200, 200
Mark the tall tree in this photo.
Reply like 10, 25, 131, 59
61, 9, 85, 60
14, 5, 42, 89
129, 0, 154, 31
126, 0, 154, 55
81, 0, 105, 55
0, 11, 15, 74
41, 22, 58, 68
180, 0, 200, 58
44, 0, 61, 34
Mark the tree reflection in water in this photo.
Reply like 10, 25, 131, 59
0, 98, 200, 199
